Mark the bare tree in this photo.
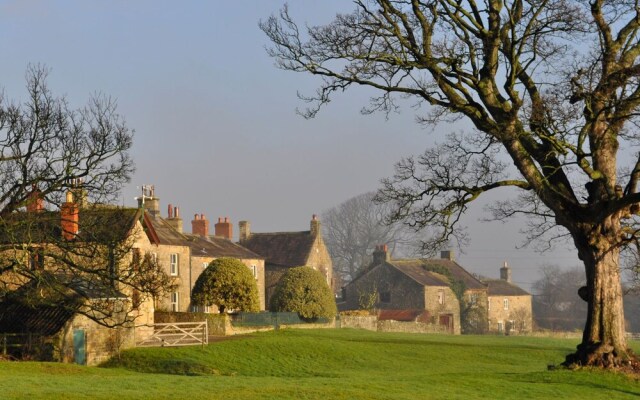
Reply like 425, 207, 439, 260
0, 66, 174, 327
532, 265, 587, 331
262, 1, 640, 368
322, 192, 424, 283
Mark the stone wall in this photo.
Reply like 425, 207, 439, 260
343, 264, 427, 310
487, 294, 533, 334
339, 315, 377, 331
58, 314, 136, 366
305, 234, 334, 291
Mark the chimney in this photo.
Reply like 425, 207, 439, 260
310, 214, 321, 236
26, 186, 44, 212
440, 250, 454, 261
166, 205, 183, 233
239, 221, 251, 242
215, 217, 233, 240
500, 261, 512, 283
372, 244, 390, 265
136, 185, 160, 217
192, 213, 209, 237
61, 191, 79, 240
70, 178, 87, 208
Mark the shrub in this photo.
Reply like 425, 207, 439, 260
270, 266, 336, 320
191, 257, 260, 313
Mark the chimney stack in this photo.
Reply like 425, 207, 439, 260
440, 250, 454, 261
372, 244, 390, 265
215, 216, 233, 240
310, 214, 321, 237
166, 205, 183, 233
192, 213, 209, 237
239, 221, 251, 242
136, 185, 159, 217
500, 261, 512, 283
61, 191, 79, 240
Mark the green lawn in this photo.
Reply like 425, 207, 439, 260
0, 329, 639, 399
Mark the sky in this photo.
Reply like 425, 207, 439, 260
0, 0, 583, 291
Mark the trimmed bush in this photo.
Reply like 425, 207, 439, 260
270, 266, 336, 320
192, 257, 260, 313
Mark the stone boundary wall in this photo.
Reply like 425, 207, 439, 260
154, 311, 456, 337
339, 314, 452, 335
338, 315, 377, 331
377, 320, 449, 334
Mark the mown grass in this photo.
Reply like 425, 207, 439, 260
0, 329, 639, 399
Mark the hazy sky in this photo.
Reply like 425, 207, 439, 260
0, 0, 583, 290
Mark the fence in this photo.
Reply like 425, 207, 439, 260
136, 322, 208, 347
231, 312, 331, 328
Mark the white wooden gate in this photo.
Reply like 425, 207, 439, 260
137, 322, 208, 347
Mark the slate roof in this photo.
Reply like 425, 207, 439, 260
386, 258, 487, 290
188, 234, 263, 259
484, 279, 530, 296
0, 301, 76, 335
241, 231, 315, 267
389, 261, 450, 287
0, 207, 142, 245
143, 213, 263, 260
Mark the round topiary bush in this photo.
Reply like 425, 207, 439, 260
270, 266, 336, 321
191, 257, 260, 313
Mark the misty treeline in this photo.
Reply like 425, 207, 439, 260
321, 192, 429, 285
533, 265, 640, 333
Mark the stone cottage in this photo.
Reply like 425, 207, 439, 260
483, 262, 533, 334
341, 247, 488, 335
0, 192, 157, 365
137, 188, 266, 311
238, 215, 334, 306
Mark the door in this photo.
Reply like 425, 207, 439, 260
439, 314, 454, 333
73, 329, 86, 365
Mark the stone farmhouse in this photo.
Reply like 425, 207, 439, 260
341, 246, 487, 335
483, 262, 533, 334
239, 215, 333, 307
137, 189, 266, 312
0, 191, 156, 365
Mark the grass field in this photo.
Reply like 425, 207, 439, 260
0, 329, 639, 399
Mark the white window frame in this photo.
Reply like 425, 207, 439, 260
170, 253, 179, 276
171, 291, 179, 312
503, 298, 509, 310
498, 321, 504, 332
438, 289, 445, 305
251, 265, 257, 279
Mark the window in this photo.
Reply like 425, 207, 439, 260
380, 291, 391, 303
151, 252, 158, 263
487, 299, 491, 311
503, 298, 509, 310
438, 289, 445, 305
251, 265, 258, 279
170, 253, 179, 276
498, 321, 504, 333
171, 292, 179, 311
468, 293, 478, 306
203, 262, 209, 270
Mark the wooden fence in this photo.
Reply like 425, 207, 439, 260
136, 322, 208, 347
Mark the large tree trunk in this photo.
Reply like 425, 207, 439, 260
564, 229, 633, 368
